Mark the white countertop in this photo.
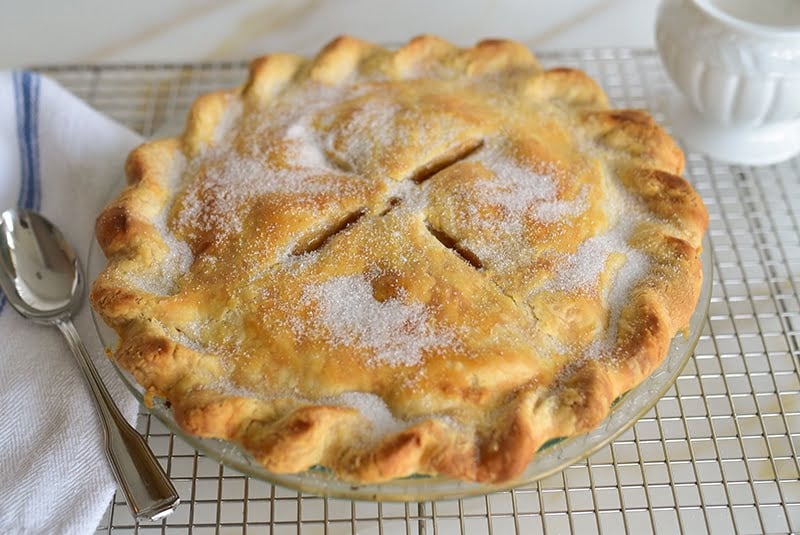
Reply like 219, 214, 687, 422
3, 0, 659, 68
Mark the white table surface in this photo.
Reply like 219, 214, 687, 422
3, 0, 659, 68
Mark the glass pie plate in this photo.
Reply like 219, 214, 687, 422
88, 192, 712, 501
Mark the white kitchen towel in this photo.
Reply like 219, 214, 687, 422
0, 71, 143, 534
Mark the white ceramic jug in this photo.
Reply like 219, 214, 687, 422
656, 0, 800, 165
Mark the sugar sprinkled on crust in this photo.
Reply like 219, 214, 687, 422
127, 153, 194, 295
176, 142, 356, 238
303, 273, 455, 367
324, 391, 406, 438
128, 215, 193, 295
471, 145, 588, 226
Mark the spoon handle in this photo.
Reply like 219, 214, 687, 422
56, 319, 180, 522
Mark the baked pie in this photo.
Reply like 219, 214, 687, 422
91, 36, 708, 483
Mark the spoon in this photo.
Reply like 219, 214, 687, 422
0, 208, 179, 522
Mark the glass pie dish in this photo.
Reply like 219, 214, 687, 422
88, 192, 712, 501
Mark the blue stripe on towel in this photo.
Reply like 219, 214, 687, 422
16, 71, 42, 211
1, 71, 42, 315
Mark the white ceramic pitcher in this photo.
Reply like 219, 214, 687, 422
656, 0, 800, 165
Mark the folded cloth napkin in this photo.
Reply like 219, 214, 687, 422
0, 72, 143, 534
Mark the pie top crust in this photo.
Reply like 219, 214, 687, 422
91, 36, 708, 483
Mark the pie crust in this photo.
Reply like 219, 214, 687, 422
91, 36, 708, 483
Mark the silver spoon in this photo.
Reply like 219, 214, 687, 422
0, 208, 179, 522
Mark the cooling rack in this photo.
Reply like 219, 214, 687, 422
35, 47, 800, 534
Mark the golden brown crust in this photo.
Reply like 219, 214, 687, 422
91, 35, 708, 484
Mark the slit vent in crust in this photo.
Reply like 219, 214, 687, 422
292, 208, 367, 256
425, 224, 484, 269
409, 139, 484, 184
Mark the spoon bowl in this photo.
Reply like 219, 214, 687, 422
0, 208, 179, 522
0, 209, 82, 322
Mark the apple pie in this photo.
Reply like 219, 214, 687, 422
91, 35, 708, 483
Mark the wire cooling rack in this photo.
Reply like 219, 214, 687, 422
35, 48, 800, 534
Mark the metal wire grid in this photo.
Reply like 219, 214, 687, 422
34, 48, 800, 534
